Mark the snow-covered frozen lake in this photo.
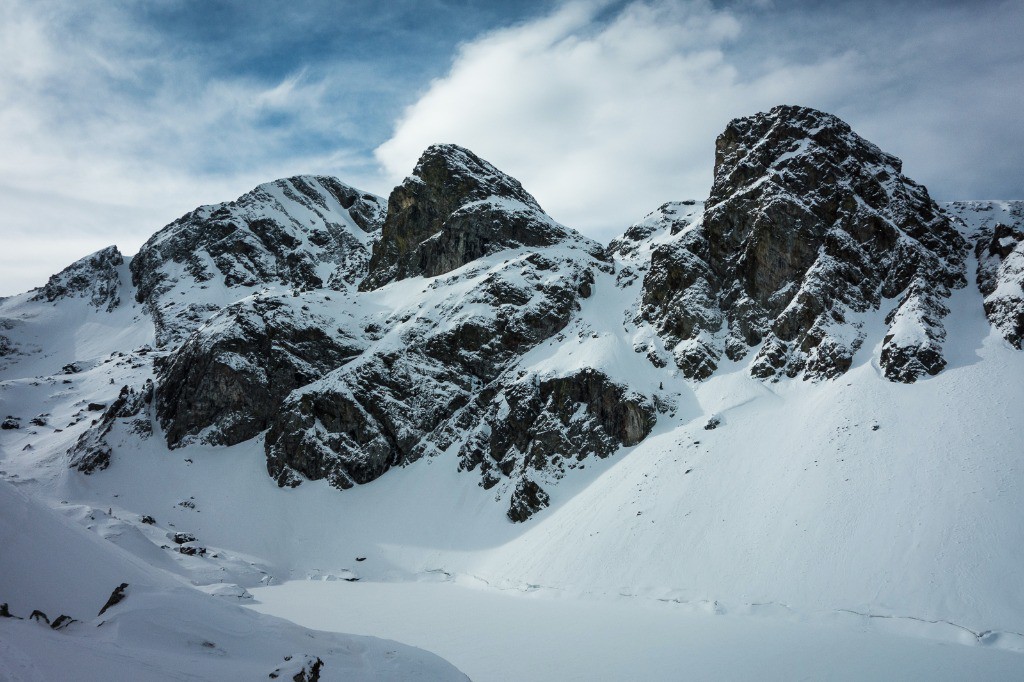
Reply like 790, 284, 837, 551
247, 580, 1024, 681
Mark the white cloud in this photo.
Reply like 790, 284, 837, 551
376, 0, 1023, 241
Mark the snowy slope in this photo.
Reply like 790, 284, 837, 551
0, 479, 468, 681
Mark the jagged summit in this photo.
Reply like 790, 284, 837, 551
130, 175, 386, 347
412, 143, 544, 212
640, 104, 967, 383
31, 245, 124, 313
360, 143, 602, 290
707, 105, 905, 206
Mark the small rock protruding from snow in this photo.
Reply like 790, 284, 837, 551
269, 654, 324, 681
507, 478, 551, 523
97, 582, 129, 616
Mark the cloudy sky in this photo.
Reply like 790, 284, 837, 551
1, 0, 1021, 296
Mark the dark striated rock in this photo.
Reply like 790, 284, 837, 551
444, 368, 655, 521
266, 250, 601, 490
1, 417, 18, 430
640, 105, 966, 383
0, 327, 14, 360
68, 381, 153, 473
130, 176, 385, 348
32, 246, 123, 312
29, 609, 49, 624
454, 369, 655, 478
178, 545, 207, 556
360, 144, 604, 290
156, 293, 365, 448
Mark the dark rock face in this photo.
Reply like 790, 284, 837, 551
0, 327, 14, 359
266, 250, 601, 490
448, 368, 656, 521
32, 245, 123, 312
507, 479, 550, 523
130, 176, 385, 348
640, 105, 966, 382
68, 381, 153, 474
360, 144, 604, 290
156, 293, 366, 448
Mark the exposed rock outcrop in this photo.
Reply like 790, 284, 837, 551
68, 382, 153, 473
130, 176, 385, 347
266, 250, 601, 489
98, 583, 129, 616
946, 201, 1024, 349
976, 224, 1024, 349
447, 368, 656, 521
640, 105, 966, 382
32, 245, 123, 312
156, 292, 366, 447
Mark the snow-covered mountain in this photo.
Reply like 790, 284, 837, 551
2, 105, 1023, 680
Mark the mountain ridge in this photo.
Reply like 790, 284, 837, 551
1, 106, 1022, 521
3, 105, 1024, 677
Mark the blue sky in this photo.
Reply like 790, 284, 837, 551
1, 0, 1022, 295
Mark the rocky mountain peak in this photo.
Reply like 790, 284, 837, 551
640, 104, 966, 382
412, 143, 543, 213
709, 105, 903, 208
129, 175, 385, 348
360, 144, 599, 290
31, 245, 124, 312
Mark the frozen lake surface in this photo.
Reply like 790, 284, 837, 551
248, 579, 1024, 681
